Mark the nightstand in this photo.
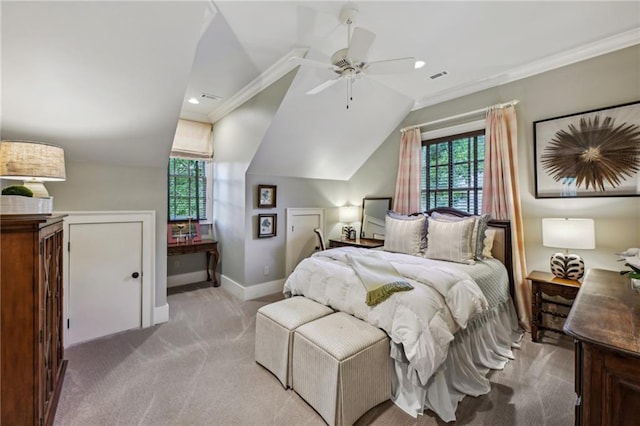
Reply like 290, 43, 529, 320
528, 270, 581, 342
328, 238, 384, 249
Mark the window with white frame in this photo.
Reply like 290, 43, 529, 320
421, 128, 485, 214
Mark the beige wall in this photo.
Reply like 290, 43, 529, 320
47, 160, 169, 306
350, 45, 640, 274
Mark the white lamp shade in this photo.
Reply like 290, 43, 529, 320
339, 205, 360, 224
0, 140, 66, 181
542, 218, 595, 250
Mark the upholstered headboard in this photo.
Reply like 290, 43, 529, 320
422, 207, 515, 301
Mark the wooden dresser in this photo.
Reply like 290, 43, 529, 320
564, 268, 640, 426
1, 214, 67, 426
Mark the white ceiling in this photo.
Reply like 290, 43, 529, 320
1, 1, 639, 178
183, 1, 640, 180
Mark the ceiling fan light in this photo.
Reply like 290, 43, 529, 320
414, 60, 426, 69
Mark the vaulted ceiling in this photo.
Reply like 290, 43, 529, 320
2, 1, 639, 179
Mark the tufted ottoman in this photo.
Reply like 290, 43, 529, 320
292, 312, 391, 426
255, 296, 333, 388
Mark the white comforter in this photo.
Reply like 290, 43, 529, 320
283, 247, 488, 385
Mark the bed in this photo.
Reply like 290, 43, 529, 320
283, 207, 521, 422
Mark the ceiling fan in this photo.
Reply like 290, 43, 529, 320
291, 6, 416, 109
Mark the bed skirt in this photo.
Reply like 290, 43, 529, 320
390, 298, 522, 422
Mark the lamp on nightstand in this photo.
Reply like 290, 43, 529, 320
542, 218, 595, 280
339, 205, 359, 240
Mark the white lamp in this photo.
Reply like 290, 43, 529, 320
0, 140, 66, 197
339, 205, 360, 240
542, 218, 595, 280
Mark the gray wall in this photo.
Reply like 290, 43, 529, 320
211, 71, 297, 285
47, 160, 169, 306
244, 173, 349, 285
350, 44, 640, 273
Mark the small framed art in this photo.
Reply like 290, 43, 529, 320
258, 184, 277, 208
534, 101, 640, 198
167, 221, 202, 243
258, 214, 277, 238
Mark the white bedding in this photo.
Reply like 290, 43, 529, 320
283, 246, 489, 385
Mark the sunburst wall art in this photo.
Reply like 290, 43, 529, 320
534, 101, 640, 198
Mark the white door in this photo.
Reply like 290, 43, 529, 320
68, 221, 142, 345
285, 208, 324, 276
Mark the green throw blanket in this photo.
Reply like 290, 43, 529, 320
346, 253, 414, 306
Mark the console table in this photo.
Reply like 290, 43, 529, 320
167, 239, 219, 287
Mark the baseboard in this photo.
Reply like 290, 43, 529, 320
244, 279, 285, 300
154, 303, 169, 324
220, 275, 284, 301
167, 270, 208, 288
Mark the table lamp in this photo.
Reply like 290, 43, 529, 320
0, 140, 66, 197
339, 205, 360, 240
542, 218, 595, 280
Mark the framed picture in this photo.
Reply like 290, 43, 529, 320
258, 213, 277, 238
167, 221, 202, 243
258, 184, 277, 208
534, 101, 640, 198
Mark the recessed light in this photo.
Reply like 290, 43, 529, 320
414, 60, 426, 69
187, 97, 200, 105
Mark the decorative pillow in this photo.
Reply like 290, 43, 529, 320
430, 212, 491, 259
383, 214, 426, 255
482, 229, 496, 259
424, 217, 476, 264
386, 210, 429, 249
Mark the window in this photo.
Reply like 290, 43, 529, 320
168, 158, 208, 221
421, 129, 485, 214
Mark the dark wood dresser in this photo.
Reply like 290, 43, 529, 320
1, 214, 67, 426
564, 268, 640, 426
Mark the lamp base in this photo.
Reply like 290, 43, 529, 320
22, 180, 50, 198
550, 252, 585, 280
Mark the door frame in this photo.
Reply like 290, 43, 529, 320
61, 211, 155, 347
285, 208, 324, 277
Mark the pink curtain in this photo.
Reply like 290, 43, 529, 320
393, 128, 421, 214
482, 105, 530, 330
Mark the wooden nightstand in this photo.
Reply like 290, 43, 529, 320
528, 270, 581, 342
328, 238, 384, 249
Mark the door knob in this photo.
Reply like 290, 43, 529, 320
131, 272, 140, 279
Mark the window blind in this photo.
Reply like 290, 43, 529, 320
170, 119, 213, 160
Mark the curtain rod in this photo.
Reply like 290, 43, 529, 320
401, 99, 520, 133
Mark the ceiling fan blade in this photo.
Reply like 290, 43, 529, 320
347, 27, 376, 62
289, 57, 334, 71
365, 57, 416, 75
306, 76, 342, 95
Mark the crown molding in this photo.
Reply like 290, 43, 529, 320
413, 27, 640, 111
208, 47, 308, 123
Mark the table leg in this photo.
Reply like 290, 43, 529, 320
206, 250, 220, 287
531, 281, 539, 342
206, 251, 212, 282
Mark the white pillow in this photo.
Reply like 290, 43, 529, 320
383, 214, 426, 255
482, 229, 496, 258
424, 217, 476, 264
430, 212, 491, 259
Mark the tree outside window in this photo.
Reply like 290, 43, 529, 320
168, 158, 207, 221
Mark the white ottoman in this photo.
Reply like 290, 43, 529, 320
292, 312, 391, 426
255, 296, 333, 388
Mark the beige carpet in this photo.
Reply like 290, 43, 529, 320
54, 283, 575, 426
